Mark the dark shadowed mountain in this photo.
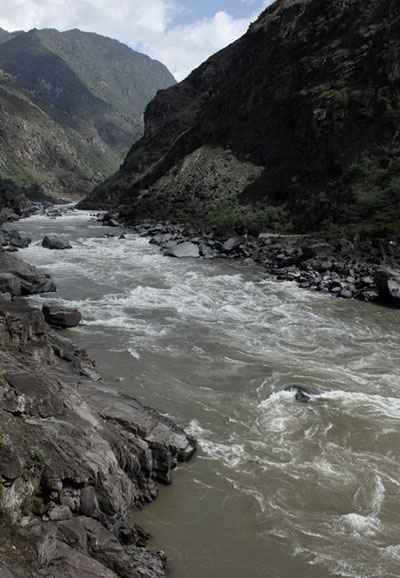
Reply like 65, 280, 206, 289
0, 28, 175, 196
80, 0, 400, 237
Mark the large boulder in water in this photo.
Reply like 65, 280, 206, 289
42, 234, 72, 250
164, 242, 200, 258
374, 268, 400, 307
42, 302, 81, 328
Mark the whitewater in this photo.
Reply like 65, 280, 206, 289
11, 211, 400, 578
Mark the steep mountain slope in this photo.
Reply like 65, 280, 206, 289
0, 29, 175, 196
81, 0, 400, 236
0, 28, 22, 44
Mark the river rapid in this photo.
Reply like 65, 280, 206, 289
10, 211, 400, 578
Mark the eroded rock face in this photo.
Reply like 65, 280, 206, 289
0, 298, 196, 578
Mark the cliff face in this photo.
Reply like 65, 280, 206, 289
0, 28, 175, 196
82, 0, 400, 237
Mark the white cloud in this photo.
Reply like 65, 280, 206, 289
0, 0, 273, 80
138, 10, 253, 80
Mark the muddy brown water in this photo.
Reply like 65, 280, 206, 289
11, 212, 400, 578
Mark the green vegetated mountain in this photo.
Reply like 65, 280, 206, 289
0, 28, 175, 196
81, 0, 400, 237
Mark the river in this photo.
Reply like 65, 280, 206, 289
9, 211, 400, 578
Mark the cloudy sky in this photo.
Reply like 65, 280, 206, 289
0, 0, 274, 80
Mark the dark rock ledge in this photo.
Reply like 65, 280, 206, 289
127, 221, 400, 308
0, 257, 196, 577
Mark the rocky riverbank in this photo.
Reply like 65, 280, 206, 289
118, 219, 400, 308
0, 249, 196, 578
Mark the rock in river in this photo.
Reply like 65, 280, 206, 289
42, 234, 72, 250
164, 242, 200, 258
42, 301, 82, 328
8, 229, 31, 249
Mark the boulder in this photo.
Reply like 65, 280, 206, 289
301, 243, 333, 260
164, 242, 200, 258
102, 213, 120, 227
42, 302, 81, 328
374, 268, 400, 307
48, 505, 73, 521
42, 234, 72, 250
340, 289, 353, 299
8, 229, 31, 249
222, 236, 245, 252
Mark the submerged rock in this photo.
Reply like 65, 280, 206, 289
285, 385, 312, 403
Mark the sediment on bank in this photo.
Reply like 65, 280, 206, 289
0, 253, 196, 578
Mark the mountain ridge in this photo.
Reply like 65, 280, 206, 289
80, 0, 400, 237
0, 27, 175, 196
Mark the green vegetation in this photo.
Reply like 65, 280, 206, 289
205, 197, 288, 233
30, 449, 44, 463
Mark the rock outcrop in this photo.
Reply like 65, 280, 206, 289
0, 248, 56, 295
80, 0, 400, 238
0, 256, 196, 577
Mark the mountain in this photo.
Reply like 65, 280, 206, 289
0, 28, 22, 44
81, 0, 400, 237
0, 28, 175, 196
